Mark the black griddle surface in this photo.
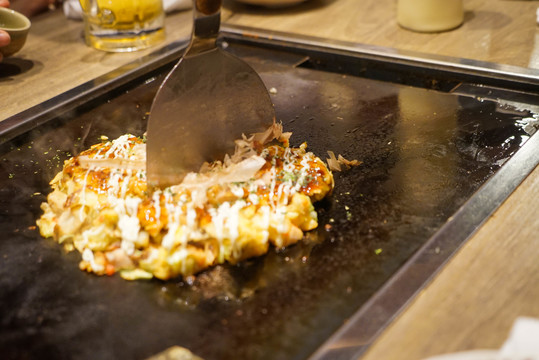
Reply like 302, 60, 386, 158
0, 40, 537, 360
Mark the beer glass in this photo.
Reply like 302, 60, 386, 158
79, 0, 165, 52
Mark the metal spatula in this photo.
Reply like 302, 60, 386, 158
146, 0, 275, 188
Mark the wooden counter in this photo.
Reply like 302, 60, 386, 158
0, 9, 194, 120
224, 0, 539, 69
1, 1, 538, 359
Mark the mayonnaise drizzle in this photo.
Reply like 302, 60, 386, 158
61, 131, 331, 279
152, 191, 161, 226
82, 248, 104, 272
102, 135, 133, 159
78, 168, 92, 221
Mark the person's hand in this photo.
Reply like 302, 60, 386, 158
0, 30, 10, 62
0, 0, 11, 63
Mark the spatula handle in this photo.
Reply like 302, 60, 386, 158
195, 0, 222, 15
189, 0, 222, 54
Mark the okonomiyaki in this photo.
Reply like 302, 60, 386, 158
37, 123, 334, 280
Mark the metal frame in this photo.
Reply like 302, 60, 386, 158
1, 24, 538, 359
220, 25, 539, 93
0, 39, 189, 144
309, 130, 539, 360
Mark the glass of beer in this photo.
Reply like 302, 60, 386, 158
79, 0, 165, 52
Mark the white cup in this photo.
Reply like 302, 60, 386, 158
397, 0, 464, 32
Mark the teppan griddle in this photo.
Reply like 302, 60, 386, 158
1, 26, 538, 360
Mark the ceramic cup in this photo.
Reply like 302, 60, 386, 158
397, 0, 464, 33
0, 7, 31, 57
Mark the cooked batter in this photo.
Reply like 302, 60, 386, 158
37, 123, 334, 280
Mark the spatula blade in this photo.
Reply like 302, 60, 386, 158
146, 47, 275, 188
